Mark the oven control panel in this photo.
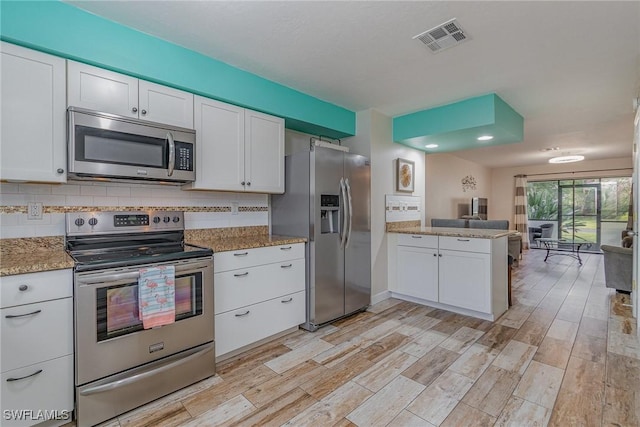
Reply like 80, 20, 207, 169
66, 211, 184, 236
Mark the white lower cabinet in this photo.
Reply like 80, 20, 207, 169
393, 234, 507, 321
0, 269, 73, 427
214, 243, 305, 358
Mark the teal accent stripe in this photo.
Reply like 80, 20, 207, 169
0, 1, 355, 138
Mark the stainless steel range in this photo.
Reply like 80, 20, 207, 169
66, 210, 215, 427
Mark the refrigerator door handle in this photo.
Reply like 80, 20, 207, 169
339, 178, 348, 249
345, 178, 353, 248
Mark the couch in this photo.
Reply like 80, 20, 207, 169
601, 244, 633, 292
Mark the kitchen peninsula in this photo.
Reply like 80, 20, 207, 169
388, 225, 516, 321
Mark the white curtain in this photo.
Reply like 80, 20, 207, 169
514, 175, 530, 250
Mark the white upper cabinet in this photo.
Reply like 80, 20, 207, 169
245, 110, 285, 193
185, 96, 284, 194
67, 61, 194, 129
1, 42, 67, 183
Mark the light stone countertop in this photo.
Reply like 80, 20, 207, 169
0, 237, 74, 277
390, 226, 518, 239
187, 234, 307, 253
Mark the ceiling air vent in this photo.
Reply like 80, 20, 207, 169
413, 18, 470, 54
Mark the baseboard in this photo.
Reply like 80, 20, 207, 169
371, 290, 391, 306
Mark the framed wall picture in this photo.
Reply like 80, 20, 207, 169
396, 158, 415, 193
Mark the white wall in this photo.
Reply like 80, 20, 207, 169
425, 153, 492, 222
0, 181, 268, 238
348, 109, 425, 301
491, 157, 633, 225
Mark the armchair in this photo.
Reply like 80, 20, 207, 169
601, 245, 633, 292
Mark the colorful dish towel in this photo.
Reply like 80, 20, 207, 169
138, 265, 176, 329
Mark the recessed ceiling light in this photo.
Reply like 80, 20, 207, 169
549, 155, 585, 164
425, 144, 439, 148
477, 135, 493, 141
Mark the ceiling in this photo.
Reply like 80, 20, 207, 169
66, 1, 640, 168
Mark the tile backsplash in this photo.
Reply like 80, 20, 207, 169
0, 181, 268, 238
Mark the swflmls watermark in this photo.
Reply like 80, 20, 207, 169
3, 409, 72, 421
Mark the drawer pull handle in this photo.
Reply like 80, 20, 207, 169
281, 264, 293, 269
280, 246, 292, 250
411, 235, 422, 239
233, 252, 249, 257
5, 309, 42, 319
233, 272, 249, 277
7, 369, 43, 382
235, 310, 250, 317
281, 297, 293, 303
457, 239, 470, 242
18, 284, 29, 291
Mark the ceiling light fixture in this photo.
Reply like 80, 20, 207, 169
425, 144, 439, 148
548, 155, 585, 164
477, 135, 493, 141
540, 147, 560, 152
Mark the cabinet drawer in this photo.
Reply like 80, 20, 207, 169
215, 243, 304, 273
0, 269, 72, 308
1, 355, 74, 426
215, 290, 305, 357
1, 297, 73, 373
215, 259, 304, 314
397, 234, 438, 248
439, 236, 491, 253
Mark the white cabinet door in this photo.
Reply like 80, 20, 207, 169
67, 61, 139, 118
1, 355, 74, 427
186, 96, 245, 191
396, 246, 439, 302
138, 80, 194, 129
438, 249, 491, 313
0, 42, 66, 183
245, 110, 285, 193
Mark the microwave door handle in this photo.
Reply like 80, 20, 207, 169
167, 132, 175, 177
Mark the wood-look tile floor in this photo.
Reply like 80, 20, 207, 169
95, 249, 639, 427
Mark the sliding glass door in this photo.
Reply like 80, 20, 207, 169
528, 177, 631, 253
559, 181, 600, 250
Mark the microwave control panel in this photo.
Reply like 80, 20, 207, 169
175, 141, 193, 171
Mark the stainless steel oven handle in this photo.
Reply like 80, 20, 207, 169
167, 132, 175, 177
78, 343, 213, 396
78, 260, 212, 285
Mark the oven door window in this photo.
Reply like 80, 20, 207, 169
75, 125, 168, 169
96, 272, 203, 342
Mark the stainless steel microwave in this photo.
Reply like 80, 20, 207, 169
68, 107, 196, 183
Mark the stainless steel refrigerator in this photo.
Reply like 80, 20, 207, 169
272, 141, 371, 331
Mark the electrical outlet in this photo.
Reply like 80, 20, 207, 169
231, 202, 239, 215
27, 202, 43, 220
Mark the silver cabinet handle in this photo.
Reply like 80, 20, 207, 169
241, 181, 246, 186
235, 310, 250, 317
246, 182, 251, 186
167, 132, 175, 177
280, 246, 292, 250
141, 109, 147, 115
233, 272, 249, 277
5, 309, 41, 319
132, 107, 138, 113
18, 284, 28, 291
411, 235, 422, 239
457, 239, 470, 242
7, 369, 43, 382
233, 252, 248, 257
281, 297, 293, 303
56, 168, 64, 174
281, 264, 293, 268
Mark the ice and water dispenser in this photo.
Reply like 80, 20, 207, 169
320, 194, 339, 234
